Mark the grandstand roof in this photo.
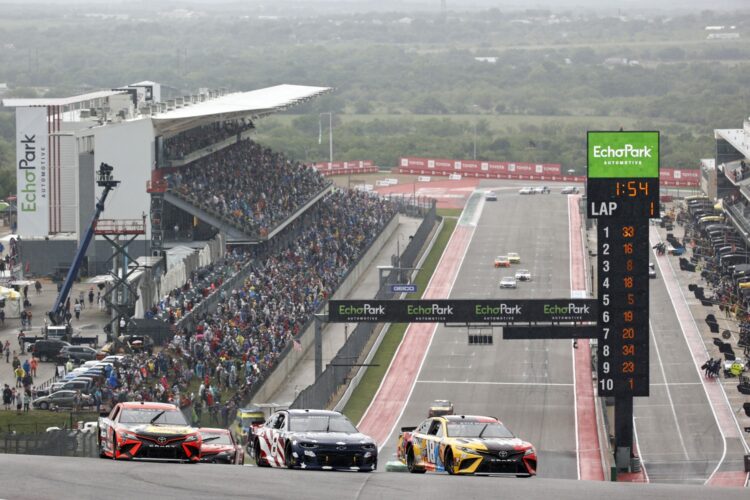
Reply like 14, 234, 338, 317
151, 84, 332, 135
2, 89, 127, 108
715, 128, 750, 159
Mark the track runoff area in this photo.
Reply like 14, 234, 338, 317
329, 131, 749, 487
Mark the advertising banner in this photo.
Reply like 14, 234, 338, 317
587, 131, 660, 179
16, 107, 49, 237
328, 299, 597, 324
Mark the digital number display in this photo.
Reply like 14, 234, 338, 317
588, 130, 656, 398
596, 221, 650, 397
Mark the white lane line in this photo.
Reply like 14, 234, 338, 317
417, 380, 574, 387
650, 382, 703, 386
568, 194, 582, 481
649, 319, 690, 460
649, 227, 731, 485
632, 417, 651, 483
375, 195, 478, 452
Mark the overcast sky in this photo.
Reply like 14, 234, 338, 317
5, 0, 749, 10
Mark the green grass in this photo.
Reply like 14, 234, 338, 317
0, 409, 100, 433
343, 216, 458, 424
436, 208, 463, 218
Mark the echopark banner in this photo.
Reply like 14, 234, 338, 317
16, 107, 49, 237
397, 157, 699, 186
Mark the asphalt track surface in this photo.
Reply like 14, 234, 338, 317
632, 244, 725, 484
375, 188, 581, 479
0, 454, 745, 500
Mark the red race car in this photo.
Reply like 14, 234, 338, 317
98, 402, 202, 462
199, 428, 244, 464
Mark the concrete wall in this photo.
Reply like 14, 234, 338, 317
250, 215, 400, 405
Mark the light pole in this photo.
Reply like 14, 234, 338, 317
319, 112, 333, 164
473, 121, 477, 160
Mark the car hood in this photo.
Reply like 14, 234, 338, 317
290, 432, 375, 446
201, 443, 235, 453
123, 424, 196, 436
452, 437, 530, 451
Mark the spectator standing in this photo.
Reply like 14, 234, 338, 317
30, 356, 37, 377
2, 384, 11, 410
74, 300, 81, 320
88, 288, 95, 307
34, 280, 42, 294
79, 290, 85, 310
0, 308, 5, 326
22, 391, 30, 412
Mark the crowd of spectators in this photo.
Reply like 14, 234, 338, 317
124, 189, 395, 420
163, 120, 255, 160
145, 248, 249, 324
166, 139, 331, 237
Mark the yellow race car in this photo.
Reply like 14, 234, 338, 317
396, 415, 536, 476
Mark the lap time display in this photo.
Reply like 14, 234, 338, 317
587, 131, 658, 397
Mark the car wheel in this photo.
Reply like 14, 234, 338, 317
406, 447, 425, 474
98, 438, 107, 459
254, 439, 269, 467
39, 401, 49, 410
111, 433, 118, 460
444, 449, 454, 475
40, 354, 48, 362
284, 444, 295, 469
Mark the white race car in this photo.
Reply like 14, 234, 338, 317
515, 269, 532, 281
519, 187, 534, 195
499, 276, 518, 289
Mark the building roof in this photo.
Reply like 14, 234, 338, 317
1, 89, 127, 108
715, 128, 750, 159
151, 84, 331, 135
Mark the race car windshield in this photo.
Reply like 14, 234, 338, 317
289, 415, 358, 433
447, 422, 514, 438
119, 409, 188, 425
201, 433, 232, 445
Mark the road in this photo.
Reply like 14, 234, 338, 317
0, 454, 744, 500
377, 188, 580, 479
631, 247, 725, 484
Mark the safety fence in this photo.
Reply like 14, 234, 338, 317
290, 202, 438, 410
0, 430, 98, 458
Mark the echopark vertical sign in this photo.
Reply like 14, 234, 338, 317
16, 107, 49, 237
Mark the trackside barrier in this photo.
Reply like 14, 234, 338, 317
290, 202, 438, 410
394, 166, 700, 187
0, 430, 97, 458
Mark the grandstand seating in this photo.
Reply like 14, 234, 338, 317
165, 139, 332, 239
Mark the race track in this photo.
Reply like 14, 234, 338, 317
377, 187, 581, 479
0, 454, 744, 500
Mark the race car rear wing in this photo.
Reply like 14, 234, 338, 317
400, 426, 417, 433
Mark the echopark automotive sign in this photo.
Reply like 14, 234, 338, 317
328, 300, 597, 324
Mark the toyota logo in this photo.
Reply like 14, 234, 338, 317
157, 436, 167, 445
336, 446, 346, 451
497, 450, 508, 458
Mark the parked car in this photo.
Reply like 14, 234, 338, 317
50, 377, 95, 395
33, 390, 91, 410
32, 339, 71, 362
58, 345, 98, 364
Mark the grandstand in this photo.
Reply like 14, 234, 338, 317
2, 82, 332, 275
715, 119, 750, 238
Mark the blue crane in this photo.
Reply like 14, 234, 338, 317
48, 163, 120, 326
